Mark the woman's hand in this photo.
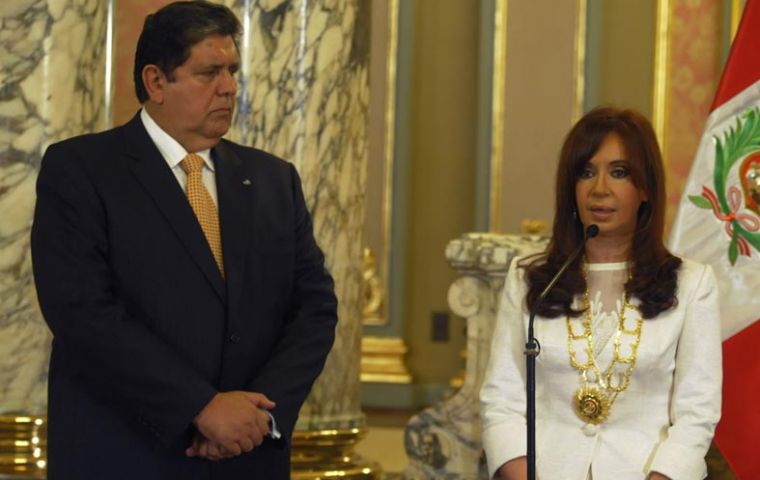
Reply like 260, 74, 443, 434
498, 456, 528, 480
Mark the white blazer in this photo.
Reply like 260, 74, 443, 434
481, 257, 722, 480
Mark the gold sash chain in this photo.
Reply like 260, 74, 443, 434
566, 263, 643, 424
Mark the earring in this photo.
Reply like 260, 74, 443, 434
573, 209, 578, 220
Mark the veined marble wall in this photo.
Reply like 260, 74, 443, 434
0, 0, 109, 414
223, 0, 370, 430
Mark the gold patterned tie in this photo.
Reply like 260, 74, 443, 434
180, 153, 224, 277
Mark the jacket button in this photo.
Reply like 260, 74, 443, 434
581, 423, 598, 436
229, 332, 241, 344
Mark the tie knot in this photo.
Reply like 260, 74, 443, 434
180, 154, 205, 174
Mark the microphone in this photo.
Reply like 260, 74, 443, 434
524, 223, 598, 480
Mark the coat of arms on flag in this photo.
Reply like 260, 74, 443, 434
686, 107, 760, 264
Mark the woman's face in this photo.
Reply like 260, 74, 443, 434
575, 133, 648, 240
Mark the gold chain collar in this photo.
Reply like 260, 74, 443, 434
566, 262, 644, 425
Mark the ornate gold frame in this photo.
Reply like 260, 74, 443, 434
653, 0, 673, 156
490, 0, 589, 228
731, 0, 744, 38
573, 0, 588, 123
488, 0, 508, 232
363, 0, 398, 327
381, 0, 399, 293
360, 0, 412, 386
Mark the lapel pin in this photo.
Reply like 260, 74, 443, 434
242, 179, 252, 186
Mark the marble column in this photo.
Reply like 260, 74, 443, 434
403, 233, 548, 479
0, 0, 110, 475
222, 0, 372, 476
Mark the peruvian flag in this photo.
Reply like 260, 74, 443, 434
669, 0, 760, 478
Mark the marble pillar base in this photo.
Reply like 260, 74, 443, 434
402, 233, 548, 479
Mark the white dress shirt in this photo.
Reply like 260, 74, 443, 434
140, 108, 218, 206
481, 257, 722, 480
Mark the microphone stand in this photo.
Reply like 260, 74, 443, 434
525, 224, 598, 480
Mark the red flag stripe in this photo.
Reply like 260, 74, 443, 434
714, 318, 760, 479
711, 0, 760, 111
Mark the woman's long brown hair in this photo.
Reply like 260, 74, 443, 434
524, 107, 681, 319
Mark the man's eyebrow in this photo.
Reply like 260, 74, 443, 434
197, 62, 240, 71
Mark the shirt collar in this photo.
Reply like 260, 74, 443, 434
140, 108, 214, 172
586, 261, 629, 271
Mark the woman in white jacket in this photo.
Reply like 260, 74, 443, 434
480, 107, 721, 480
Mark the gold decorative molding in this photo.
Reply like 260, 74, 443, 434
360, 336, 412, 384
0, 415, 46, 477
0, 416, 380, 479
730, 0, 744, 40
291, 427, 380, 479
730, 0, 741, 37
653, 0, 673, 158
364, 1, 398, 328
489, 0, 508, 232
520, 218, 547, 235
381, 0, 399, 294
573, 0, 588, 123
362, 247, 386, 326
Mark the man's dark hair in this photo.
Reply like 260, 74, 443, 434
134, 1, 241, 103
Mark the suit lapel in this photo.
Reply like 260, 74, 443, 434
122, 114, 226, 303
213, 140, 251, 316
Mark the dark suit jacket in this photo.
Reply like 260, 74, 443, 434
31, 114, 338, 479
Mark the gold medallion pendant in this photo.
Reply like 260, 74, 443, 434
573, 385, 611, 425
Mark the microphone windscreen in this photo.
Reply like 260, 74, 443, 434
586, 224, 599, 239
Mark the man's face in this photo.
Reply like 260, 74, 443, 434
155, 34, 239, 150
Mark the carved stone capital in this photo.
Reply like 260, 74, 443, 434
445, 232, 548, 276
447, 276, 485, 318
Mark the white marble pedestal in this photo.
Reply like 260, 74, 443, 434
402, 233, 548, 479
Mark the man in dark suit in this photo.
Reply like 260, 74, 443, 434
30, 2, 337, 478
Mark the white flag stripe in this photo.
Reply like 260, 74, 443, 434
669, 78, 760, 340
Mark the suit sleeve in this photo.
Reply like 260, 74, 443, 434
246, 163, 338, 440
647, 264, 722, 479
31, 142, 217, 447
480, 257, 529, 478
